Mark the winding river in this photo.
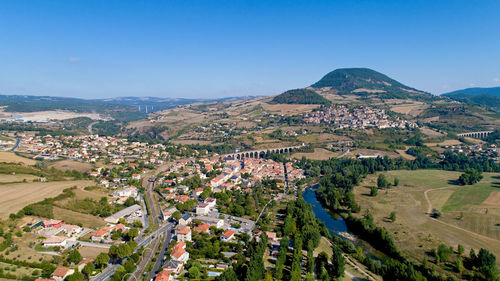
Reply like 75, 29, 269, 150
302, 185, 348, 236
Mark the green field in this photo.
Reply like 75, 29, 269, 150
442, 180, 498, 211
355, 169, 500, 267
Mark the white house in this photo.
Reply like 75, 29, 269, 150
176, 227, 192, 242
195, 203, 210, 216
43, 236, 67, 248
220, 230, 235, 242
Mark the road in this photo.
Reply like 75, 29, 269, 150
147, 229, 174, 281
88, 121, 98, 134
10, 137, 20, 152
91, 223, 173, 281
92, 168, 173, 281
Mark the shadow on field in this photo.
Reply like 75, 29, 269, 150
447, 179, 460, 185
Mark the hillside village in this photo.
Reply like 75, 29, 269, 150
304, 105, 418, 129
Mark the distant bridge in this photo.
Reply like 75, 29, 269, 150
225, 144, 305, 160
457, 131, 493, 139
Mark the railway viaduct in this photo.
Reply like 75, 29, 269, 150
225, 143, 306, 160
457, 131, 493, 139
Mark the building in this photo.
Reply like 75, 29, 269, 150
42, 219, 64, 229
194, 223, 210, 234
193, 216, 224, 228
51, 268, 74, 281
220, 230, 235, 242
176, 227, 192, 242
163, 260, 182, 275
104, 204, 142, 223
77, 259, 94, 271
178, 214, 192, 226
195, 203, 210, 215
43, 236, 67, 248
154, 270, 173, 281
91, 227, 111, 242
62, 224, 82, 237
170, 242, 189, 263
204, 198, 216, 208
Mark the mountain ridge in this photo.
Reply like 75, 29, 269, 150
271, 67, 434, 104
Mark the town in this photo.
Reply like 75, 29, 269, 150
304, 105, 417, 129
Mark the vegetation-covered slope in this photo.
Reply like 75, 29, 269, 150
311, 68, 433, 100
271, 89, 331, 104
442, 87, 500, 110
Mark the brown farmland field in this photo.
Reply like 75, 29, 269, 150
49, 159, 92, 173
0, 152, 36, 165
293, 148, 340, 160
0, 180, 92, 218
52, 206, 106, 228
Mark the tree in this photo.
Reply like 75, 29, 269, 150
331, 245, 345, 279
393, 177, 399, 186
123, 197, 136, 207
66, 271, 84, 281
95, 253, 110, 269
370, 186, 378, 197
454, 256, 464, 273
458, 168, 483, 185
82, 262, 95, 278
68, 249, 82, 264
216, 268, 238, 281
431, 209, 441, 219
172, 211, 182, 220
377, 174, 390, 189
389, 211, 396, 222
132, 220, 143, 228
436, 244, 453, 263
117, 244, 132, 259
188, 266, 201, 279
127, 228, 139, 241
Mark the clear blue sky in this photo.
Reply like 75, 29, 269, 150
1, 0, 499, 99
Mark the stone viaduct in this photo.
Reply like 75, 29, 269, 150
457, 131, 493, 139
225, 143, 306, 160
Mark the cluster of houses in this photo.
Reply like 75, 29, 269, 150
209, 158, 304, 190
154, 213, 241, 281
441, 143, 500, 161
21, 134, 168, 164
304, 105, 417, 129
37, 258, 95, 281
28, 219, 83, 249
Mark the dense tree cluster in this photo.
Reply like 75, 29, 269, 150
271, 89, 331, 105
458, 168, 483, 185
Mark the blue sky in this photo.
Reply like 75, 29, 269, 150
1, 0, 499, 99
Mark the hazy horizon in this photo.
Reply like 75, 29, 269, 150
1, 0, 500, 99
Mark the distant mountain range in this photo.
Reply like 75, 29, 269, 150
442, 87, 500, 110
443, 87, 500, 97
0, 94, 258, 122
272, 68, 434, 104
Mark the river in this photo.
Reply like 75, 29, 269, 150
303, 185, 387, 264
302, 185, 348, 236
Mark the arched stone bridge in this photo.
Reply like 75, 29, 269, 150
225, 143, 306, 160
457, 131, 493, 139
